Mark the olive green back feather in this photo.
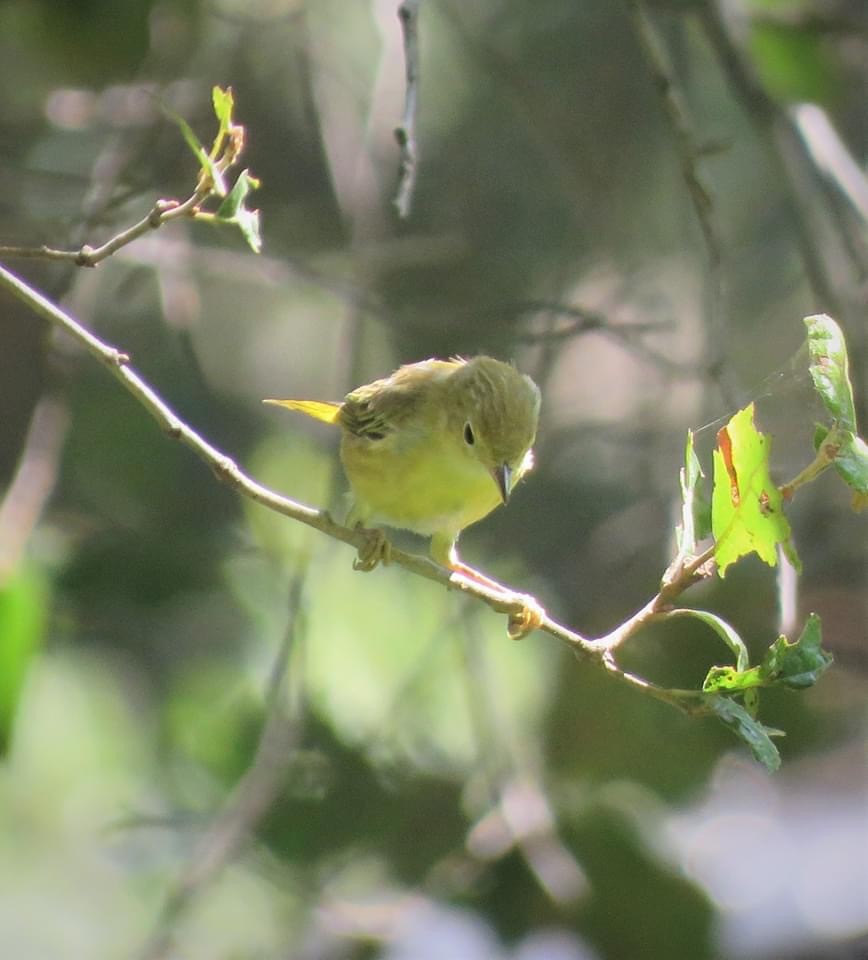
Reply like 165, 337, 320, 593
340, 359, 462, 441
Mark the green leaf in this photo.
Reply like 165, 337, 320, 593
703, 664, 763, 693
163, 103, 228, 197
804, 314, 857, 432
675, 430, 709, 558
712, 403, 800, 576
666, 608, 749, 671
830, 432, 868, 505
762, 613, 832, 690
0, 566, 48, 754
706, 694, 782, 772
175, 111, 211, 167
702, 613, 832, 695
214, 169, 262, 253
801, 316, 867, 504
212, 86, 235, 139
812, 423, 829, 451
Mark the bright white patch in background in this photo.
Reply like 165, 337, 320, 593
44, 89, 97, 131
514, 929, 600, 960
377, 902, 599, 960
666, 756, 868, 957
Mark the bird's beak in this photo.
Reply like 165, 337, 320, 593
493, 463, 513, 504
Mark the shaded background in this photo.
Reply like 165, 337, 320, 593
0, 1, 866, 958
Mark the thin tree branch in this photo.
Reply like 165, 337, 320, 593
0, 113, 245, 268
0, 194, 207, 267
460, 612, 587, 904
698, 1, 842, 315
628, 0, 723, 276
627, 0, 737, 404
0, 396, 69, 582
393, 0, 423, 218
512, 299, 702, 377
0, 262, 717, 709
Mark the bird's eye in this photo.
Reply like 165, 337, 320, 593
463, 422, 475, 446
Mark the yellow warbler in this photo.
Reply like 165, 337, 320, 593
264, 356, 541, 581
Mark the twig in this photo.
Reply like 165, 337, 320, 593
698, 1, 841, 315
0, 114, 244, 268
0, 193, 209, 268
628, 0, 723, 275
596, 543, 716, 653
627, 0, 735, 404
0, 262, 717, 708
393, 0, 423, 218
513, 302, 608, 343
460, 612, 587, 904
0, 396, 69, 581
136, 573, 307, 960
513, 300, 702, 377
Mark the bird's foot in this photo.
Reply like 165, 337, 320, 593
505, 592, 545, 640
352, 524, 392, 571
449, 561, 545, 639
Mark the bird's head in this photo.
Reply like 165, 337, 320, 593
447, 357, 541, 503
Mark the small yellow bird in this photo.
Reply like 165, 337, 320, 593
264, 356, 541, 589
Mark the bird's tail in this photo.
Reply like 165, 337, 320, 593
263, 398, 342, 424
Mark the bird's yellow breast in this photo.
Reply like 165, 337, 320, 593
340, 429, 501, 538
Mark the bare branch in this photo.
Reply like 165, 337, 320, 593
628, 1, 723, 274
460, 613, 587, 905
393, 0, 423, 218
0, 193, 207, 267
627, 0, 736, 403
0, 396, 69, 581
698, 1, 843, 315
512, 299, 702, 377
0, 103, 247, 267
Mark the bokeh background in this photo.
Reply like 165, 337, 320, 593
0, 1, 866, 958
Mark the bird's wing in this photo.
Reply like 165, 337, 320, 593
340, 359, 459, 441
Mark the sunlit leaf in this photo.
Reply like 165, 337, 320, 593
761, 613, 832, 689
212, 86, 235, 138
163, 102, 228, 197
674, 430, 709, 559
703, 664, 762, 693
712, 403, 799, 576
804, 314, 857, 431
803, 316, 868, 505
702, 612, 832, 696
830, 431, 868, 507
215, 168, 262, 252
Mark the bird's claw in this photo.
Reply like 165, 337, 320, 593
352, 525, 392, 571
447, 561, 544, 639
506, 593, 545, 640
